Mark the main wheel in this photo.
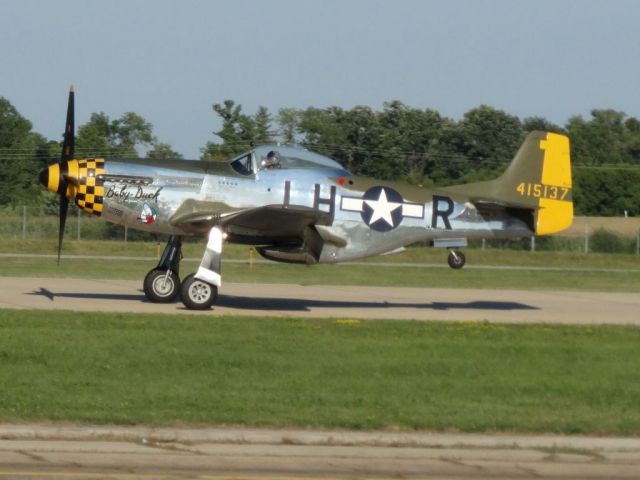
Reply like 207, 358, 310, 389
143, 269, 180, 303
447, 250, 466, 269
180, 273, 218, 310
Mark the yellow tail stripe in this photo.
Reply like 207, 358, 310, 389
539, 133, 572, 188
536, 133, 573, 235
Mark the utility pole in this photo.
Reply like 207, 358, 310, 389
584, 224, 589, 254
22, 206, 27, 240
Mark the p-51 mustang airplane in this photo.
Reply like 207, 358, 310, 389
39, 87, 573, 310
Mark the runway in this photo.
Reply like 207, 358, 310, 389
1, 276, 639, 324
0, 424, 639, 479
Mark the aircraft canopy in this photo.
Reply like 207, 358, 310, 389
230, 145, 347, 175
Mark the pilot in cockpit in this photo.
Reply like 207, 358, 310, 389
261, 150, 281, 169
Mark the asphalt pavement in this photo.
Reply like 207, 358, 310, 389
0, 424, 639, 479
0, 276, 639, 324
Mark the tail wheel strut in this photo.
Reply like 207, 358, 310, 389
448, 249, 466, 269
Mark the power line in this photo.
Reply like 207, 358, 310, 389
2, 145, 640, 171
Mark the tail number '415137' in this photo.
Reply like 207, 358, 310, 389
516, 182, 569, 201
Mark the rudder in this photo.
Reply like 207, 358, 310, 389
536, 133, 573, 235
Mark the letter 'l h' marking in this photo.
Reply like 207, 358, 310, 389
314, 184, 336, 221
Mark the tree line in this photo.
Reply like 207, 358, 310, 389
1, 95, 639, 216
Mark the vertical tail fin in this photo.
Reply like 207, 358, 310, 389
449, 131, 573, 235
499, 131, 573, 235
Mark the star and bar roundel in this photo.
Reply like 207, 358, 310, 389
340, 186, 424, 232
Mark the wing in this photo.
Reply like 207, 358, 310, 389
169, 198, 333, 244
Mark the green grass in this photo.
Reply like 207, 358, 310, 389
2, 237, 640, 267
1, 309, 639, 434
1, 249, 640, 292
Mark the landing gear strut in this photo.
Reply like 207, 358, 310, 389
447, 249, 466, 269
180, 226, 223, 310
143, 235, 182, 303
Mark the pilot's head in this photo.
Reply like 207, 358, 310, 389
262, 150, 280, 168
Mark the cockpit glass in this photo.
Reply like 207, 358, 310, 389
230, 153, 253, 176
229, 145, 348, 175
254, 145, 346, 171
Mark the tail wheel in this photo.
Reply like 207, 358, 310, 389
448, 250, 466, 269
143, 269, 180, 303
181, 273, 218, 310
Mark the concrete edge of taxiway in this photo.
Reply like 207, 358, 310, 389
0, 424, 638, 453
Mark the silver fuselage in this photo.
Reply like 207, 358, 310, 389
98, 156, 531, 263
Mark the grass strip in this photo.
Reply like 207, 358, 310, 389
1, 309, 639, 434
2, 238, 640, 268
1, 255, 639, 292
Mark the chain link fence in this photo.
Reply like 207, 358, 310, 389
472, 232, 640, 255
0, 206, 158, 242
2, 206, 639, 254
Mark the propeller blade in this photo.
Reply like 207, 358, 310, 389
58, 195, 69, 265
57, 85, 75, 264
61, 85, 75, 163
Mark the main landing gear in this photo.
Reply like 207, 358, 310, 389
180, 227, 223, 310
143, 227, 224, 310
180, 273, 218, 310
143, 235, 182, 303
447, 249, 466, 269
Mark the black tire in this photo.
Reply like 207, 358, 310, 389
447, 250, 466, 270
143, 269, 180, 303
180, 273, 218, 310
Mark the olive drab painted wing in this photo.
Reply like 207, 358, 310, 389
168, 198, 333, 238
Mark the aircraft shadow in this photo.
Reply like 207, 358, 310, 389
30, 288, 145, 303
30, 288, 538, 312
216, 295, 538, 312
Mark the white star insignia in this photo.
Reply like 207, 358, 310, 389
364, 188, 402, 226
340, 186, 426, 232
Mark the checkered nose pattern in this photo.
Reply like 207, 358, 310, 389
39, 158, 105, 216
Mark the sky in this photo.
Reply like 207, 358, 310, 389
1, 0, 639, 159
